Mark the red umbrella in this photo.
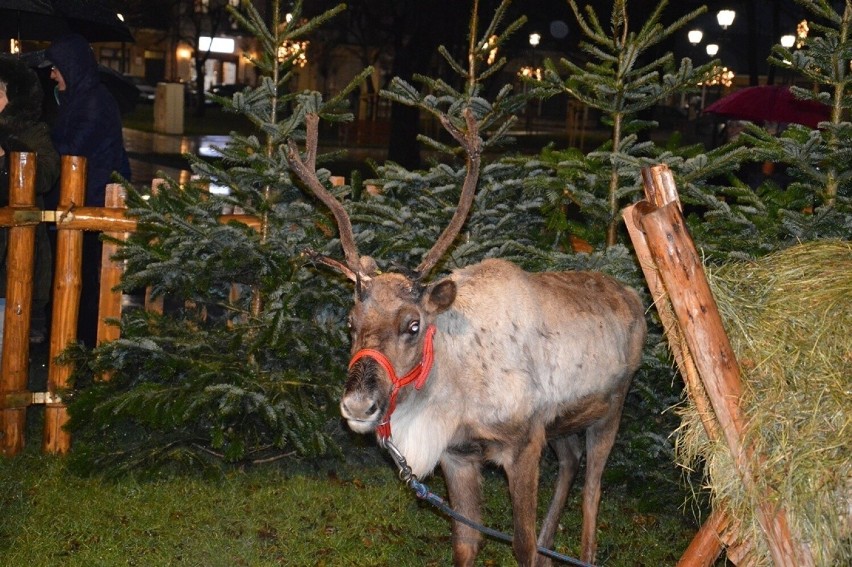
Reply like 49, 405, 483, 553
703, 85, 830, 128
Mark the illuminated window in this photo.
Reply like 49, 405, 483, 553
199, 36, 235, 54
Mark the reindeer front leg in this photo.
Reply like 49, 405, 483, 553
440, 451, 483, 567
505, 430, 546, 566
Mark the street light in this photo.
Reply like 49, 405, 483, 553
779, 34, 796, 77
717, 10, 735, 30
706, 44, 719, 56
688, 29, 703, 45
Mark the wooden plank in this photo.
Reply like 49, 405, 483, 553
52, 206, 137, 232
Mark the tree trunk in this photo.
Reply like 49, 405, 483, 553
386, 0, 467, 169
194, 59, 207, 118
746, 0, 760, 86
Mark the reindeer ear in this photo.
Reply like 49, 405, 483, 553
425, 279, 457, 313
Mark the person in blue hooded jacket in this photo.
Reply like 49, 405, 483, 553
46, 33, 130, 206
45, 33, 131, 347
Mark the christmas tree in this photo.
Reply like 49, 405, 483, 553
65, 0, 551, 473
67, 0, 368, 472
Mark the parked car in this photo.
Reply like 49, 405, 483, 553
125, 75, 156, 103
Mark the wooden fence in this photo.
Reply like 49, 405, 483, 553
0, 153, 136, 456
0, 153, 345, 458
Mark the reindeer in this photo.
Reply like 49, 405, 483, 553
287, 108, 646, 566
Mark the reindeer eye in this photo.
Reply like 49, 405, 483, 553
407, 320, 420, 335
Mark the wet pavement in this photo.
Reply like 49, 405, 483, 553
123, 128, 228, 187
122, 127, 390, 188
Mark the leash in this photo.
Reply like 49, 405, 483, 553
380, 437, 596, 567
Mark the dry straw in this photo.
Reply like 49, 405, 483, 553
675, 240, 851, 566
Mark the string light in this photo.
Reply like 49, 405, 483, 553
518, 66, 542, 80
796, 20, 809, 48
481, 35, 498, 65
278, 40, 309, 67
699, 65, 735, 88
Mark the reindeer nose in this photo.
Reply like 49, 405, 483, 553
340, 395, 380, 421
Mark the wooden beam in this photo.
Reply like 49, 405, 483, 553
632, 164, 813, 567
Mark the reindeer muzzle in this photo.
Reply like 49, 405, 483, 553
346, 325, 436, 440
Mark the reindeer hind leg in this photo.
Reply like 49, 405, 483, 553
536, 434, 582, 567
579, 403, 627, 564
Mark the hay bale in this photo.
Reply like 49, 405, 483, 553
675, 240, 852, 567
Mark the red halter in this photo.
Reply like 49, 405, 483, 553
348, 325, 437, 440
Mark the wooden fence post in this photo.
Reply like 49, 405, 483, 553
623, 189, 725, 567
43, 156, 86, 454
626, 164, 813, 567
97, 184, 127, 347
144, 180, 164, 315
0, 152, 38, 456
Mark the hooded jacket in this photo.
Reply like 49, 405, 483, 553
0, 55, 60, 205
0, 55, 60, 301
46, 33, 130, 206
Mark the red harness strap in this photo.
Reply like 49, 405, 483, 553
348, 325, 437, 440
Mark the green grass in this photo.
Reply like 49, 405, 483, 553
0, 441, 705, 567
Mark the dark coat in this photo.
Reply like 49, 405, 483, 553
0, 55, 60, 300
0, 55, 60, 203
46, 33, 130, 206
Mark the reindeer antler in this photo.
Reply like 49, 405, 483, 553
415, 106, 483, 278
302, 247, 358, 281
287, 113, 362, 278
